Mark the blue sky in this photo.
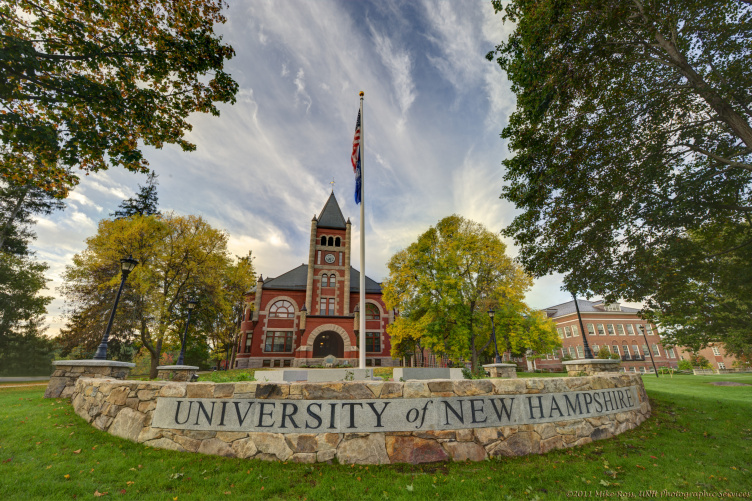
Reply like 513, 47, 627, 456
33, 0, 581, 335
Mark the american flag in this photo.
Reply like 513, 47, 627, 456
352, 109, 362, 204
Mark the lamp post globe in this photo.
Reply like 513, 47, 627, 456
93, 256, 138, 360
177, 300, 198, 366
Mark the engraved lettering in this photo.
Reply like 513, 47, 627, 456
442, 400, 464, 425
469, 399, 487, 424
233, 401, 253, 426
257, 402, 276, 428
281, 403, 300, 429
366, 402, 390, 428
218, 401, 228, 426
195, 401, 215, 425
617, 390, 627, 410
593, 392, 603, 412
328, 403, 337, 429
582, 393, 593, 414
527, 396, 544, 419
602, 391, 614, 412
548, 396, 564, 418
341, 403, 363, 429
174, 400, 192, 425
564, 394, 582, 416
489, 398, 515, 421
305, 403, 323, 429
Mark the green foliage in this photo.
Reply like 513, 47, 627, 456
488, 0, 752, 356
596, 347, 612, 360
677, 359, 694, 371
60, 213, 245, 376
112, 171, 160, 219
383, 215, 560, 371
1, 0, 238, 194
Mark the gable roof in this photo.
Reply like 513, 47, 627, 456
317, 192, 347, 229
542, 299, 640, 318
261, 264, 381, 293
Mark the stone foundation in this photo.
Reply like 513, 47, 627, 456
563, 359, 621, 376
156, 365, 199, 382
483, 363, 518, 378
69, 374, 650, 464
45, 360, 135, 399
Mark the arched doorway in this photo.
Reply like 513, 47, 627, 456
312, 331, 344, 358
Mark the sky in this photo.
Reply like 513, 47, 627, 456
32, 0, 584, 336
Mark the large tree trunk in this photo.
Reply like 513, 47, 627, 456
149, 338, 163, 379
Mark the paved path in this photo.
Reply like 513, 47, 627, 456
0, 376, 50, 382
0, 383, 47, 389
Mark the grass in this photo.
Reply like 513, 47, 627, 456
0, 375, 750, 500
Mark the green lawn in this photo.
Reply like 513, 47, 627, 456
0, 374, 749, 500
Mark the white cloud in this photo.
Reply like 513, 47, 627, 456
369, 25, 416, 130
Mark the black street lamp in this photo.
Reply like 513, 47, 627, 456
638, 324, 660, 378
93, 256, 138, 360
488, 309, 502, 364
176, 300, 198, 366
571, 293, 594, 359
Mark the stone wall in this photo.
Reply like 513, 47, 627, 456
45, 361, 134, 399
69, 374, 650, 465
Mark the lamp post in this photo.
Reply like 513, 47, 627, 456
93, 256, 138, 360
638, 324, 659, 378
488, 309, 502, 364
176, 300, 198, 366
571, 293, 594, 359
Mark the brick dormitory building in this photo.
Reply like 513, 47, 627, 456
234, 193, 397, 369
534, 299, 679, 373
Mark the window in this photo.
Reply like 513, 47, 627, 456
646, 324, 654, 335
321, 274, 328, 287
264, 331, 293, 352
576, 345, 584, 358
626, 324, 635, 335
639, 366, 645, 373
612, 345, 620, 356
616, 324, 626, 336
564, 326, 572, 338
339, 252, 343, 266
718, 362, 726, 369
335, 237, 341, 247
569, 347, 577, 358
320, 299, 326, 315
597, 324, 606, 336
328, 298, 335, 315
607, 324, 616, 336
328, 236, 334, 246
651, 344, 660, 356
365, 303, 380, 320
321, 236, 326, 246
712, 346, 721, 356
366, 332, 381, 352
572, 326, 579, 337
557, 328, 564, 339
592, 344, 599, 354
643, 344, 650, 357
587, 324, 596, 336
317, 250, 321, 264
244, 334, 252, 351
622, 344, 630, 356
330, 274, 336, 286
632, 344, 640, 356
666, 347, 675, 358
269, 300, 295, 318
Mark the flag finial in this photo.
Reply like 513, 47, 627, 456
359, 91, 364, 97
330, 178, 335, 191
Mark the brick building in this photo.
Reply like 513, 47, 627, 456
235, 193, 396, 369
676, 344, 745, 371
534, 299, 679, 373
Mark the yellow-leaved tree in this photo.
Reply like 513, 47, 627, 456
61, 213, 242, 377
382, 215, 560, 371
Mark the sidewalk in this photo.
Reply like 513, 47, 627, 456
0, 376, 50, 382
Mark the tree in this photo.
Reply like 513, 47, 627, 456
1, 0, 238, 194
382, 215, 560, 371
61, 213, 236, 377
112, 171, 160, 219
487, 0, 752, 353
0, 178, 65, 252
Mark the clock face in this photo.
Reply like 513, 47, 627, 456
324, 253, 335, 264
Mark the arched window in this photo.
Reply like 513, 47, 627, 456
321, 274, 328, 287
321, 236, 326, 246
335, 237, 341, 247
365, 303, 380, 320
329, 273, 336, 285
328, 236, 334, 246
269, 300, 295, 318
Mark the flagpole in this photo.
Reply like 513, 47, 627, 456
358, 91, 366, 370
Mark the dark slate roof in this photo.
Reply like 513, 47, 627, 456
262, 264, 382, 293
542, 299, 640, 318
317, 192, 347, 229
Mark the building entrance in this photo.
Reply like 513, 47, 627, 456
312, 331, 344, 358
